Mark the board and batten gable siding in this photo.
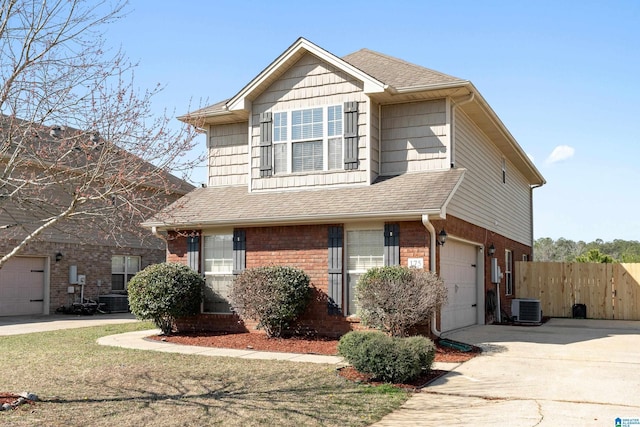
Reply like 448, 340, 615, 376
249, 53, 369, 191
380, 99, 450, 176
208, 122, 249, 187
447, 109, 532, 245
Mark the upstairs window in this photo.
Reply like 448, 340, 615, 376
273, 105, 343, 174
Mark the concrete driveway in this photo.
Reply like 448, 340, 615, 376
0, 313, 138, 335
374, 318, 640, 426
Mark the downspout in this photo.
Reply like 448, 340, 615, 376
151, 226, 167, 242
378, 103, 382, 180
421, 214, 440, 337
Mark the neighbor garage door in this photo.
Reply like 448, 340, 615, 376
0, 257, 46, 316
440, 240, 478, 332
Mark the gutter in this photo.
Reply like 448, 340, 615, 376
143, 209, 442, 231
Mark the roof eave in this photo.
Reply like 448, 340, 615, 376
143, 209, 446, 231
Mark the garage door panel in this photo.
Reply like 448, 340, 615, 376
440, 241, 478, 332
0, 257, 46, 316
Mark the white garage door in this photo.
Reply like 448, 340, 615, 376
440, 240, 478, 332
0, 257, 46, 316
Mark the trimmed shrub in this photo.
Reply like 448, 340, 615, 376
127, 262, 203, 335
355, 266, 448, 337
338, 331, 435, 383
229, 266, 311, 338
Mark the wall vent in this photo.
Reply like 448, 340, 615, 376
511, 298, 541, 323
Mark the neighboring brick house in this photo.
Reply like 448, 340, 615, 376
144, 38, 545, 336
0, 120, 194, 316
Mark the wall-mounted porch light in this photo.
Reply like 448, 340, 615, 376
55, 252, 63, 262
488, 243, 496, 257
437, 229, 448, 246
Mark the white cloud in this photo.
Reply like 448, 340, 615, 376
545, 145, 575, 164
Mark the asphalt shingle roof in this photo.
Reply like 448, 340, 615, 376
146, 169, 465, 228
341, 49, 465, 90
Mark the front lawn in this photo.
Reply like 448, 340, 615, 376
0, 322, 408, 426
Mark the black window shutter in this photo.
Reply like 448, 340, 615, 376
343, 101, 359, 170
187, 235, 200, 272
384, 223, 400, 266
233, 229, 246, 274
259, 112, 273, 177
328, 226, 343, 315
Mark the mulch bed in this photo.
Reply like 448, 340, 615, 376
149, 331, 481, 391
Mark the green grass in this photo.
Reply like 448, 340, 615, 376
0, 322, 408, 426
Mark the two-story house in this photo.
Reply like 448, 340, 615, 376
144, 38, 545, 336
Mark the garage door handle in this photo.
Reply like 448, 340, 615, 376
471, 304, 477, 307
30, 299, 44, 302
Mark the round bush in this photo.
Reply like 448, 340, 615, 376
338, 331, 435, 383
356, 266, 447, 337
127, 262, 203, 335
229, 266, 311, 338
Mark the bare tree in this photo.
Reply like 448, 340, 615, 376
0, 0, 202, 266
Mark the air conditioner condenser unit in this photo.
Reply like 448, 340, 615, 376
511, 298, 542, 323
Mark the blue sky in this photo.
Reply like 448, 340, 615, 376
105, 0, 640, 242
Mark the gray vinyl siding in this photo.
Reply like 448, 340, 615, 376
250, 53, 369, 191
448, 110, 532, 245
380, 99, 449, 175
208, 122, 249, 187
369, 101, 380, 182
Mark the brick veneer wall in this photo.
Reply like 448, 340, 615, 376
169, 217, 532, 336
432, 215, 533, 321
0, 239, 164, 314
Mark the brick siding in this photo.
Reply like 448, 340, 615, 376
0, 239, 164, 314
169, 217, 532, 336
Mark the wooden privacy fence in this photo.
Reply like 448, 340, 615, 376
515, 262, 640, 320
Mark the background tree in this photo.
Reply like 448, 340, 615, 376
575, 248, 614, 263
0, 0, 202, 266
534, 237, 640, 263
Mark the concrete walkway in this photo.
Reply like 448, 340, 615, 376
372, 318, 640, 427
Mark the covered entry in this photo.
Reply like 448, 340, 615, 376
440, 239, 480, 332
0, 257, 47, 316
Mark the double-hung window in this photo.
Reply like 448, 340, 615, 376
346, 228, 384, 315
111, 256, 140, 292
505, 249, 513, 295
273, 105, 343, 174
203, 234, 234, 313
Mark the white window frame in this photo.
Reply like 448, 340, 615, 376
345, 224, 384, 316
111, 255, 141, 293
202, 233, 234, 313
505, 249, 513, 296
272, 104, 343, 174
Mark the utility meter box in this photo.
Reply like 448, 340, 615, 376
491, 258, 502, 284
